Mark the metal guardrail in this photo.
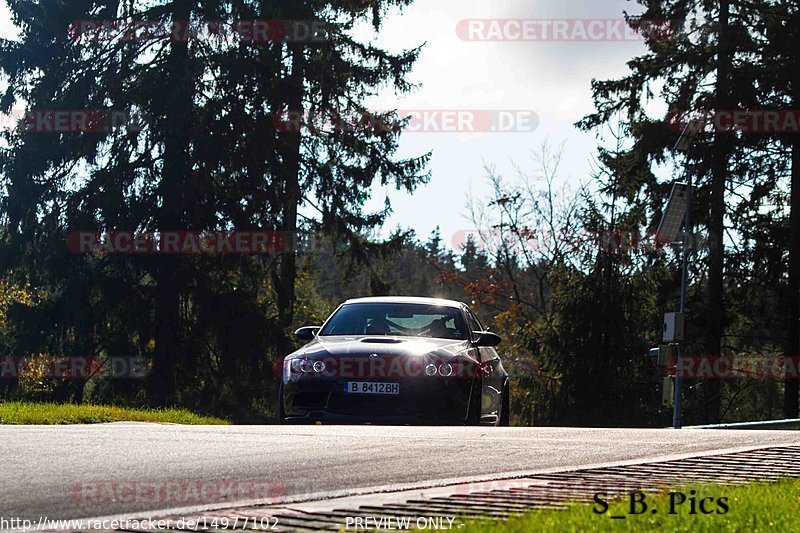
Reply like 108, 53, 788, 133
684, 418, 800, 430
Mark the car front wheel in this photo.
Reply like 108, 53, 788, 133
499, 384, 510, 426
276, 382, 286, 424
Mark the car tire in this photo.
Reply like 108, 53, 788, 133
467, 378, 483, 425
277, 381, 286, 424
499, 384, 510, 427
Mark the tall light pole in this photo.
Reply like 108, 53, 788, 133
674, 119, 703, 428
657, 118, 702, 429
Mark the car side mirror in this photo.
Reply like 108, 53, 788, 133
295, 326, 321, 341
472, 331, 502, 347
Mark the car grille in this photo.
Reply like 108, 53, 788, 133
292, 391, 330, 410
326, 394, 415, 417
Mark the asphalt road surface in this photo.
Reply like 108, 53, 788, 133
3, 424, 800, 522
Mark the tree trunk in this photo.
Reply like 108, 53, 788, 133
151, 0, 191, 406
273, 44, 304, 355
704, 0, 731, 423
785, 132, 800, 418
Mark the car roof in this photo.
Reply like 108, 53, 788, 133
343, 296, 467, 309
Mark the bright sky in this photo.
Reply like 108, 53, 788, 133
361, 0, 657, 249
0, 0, 661, 250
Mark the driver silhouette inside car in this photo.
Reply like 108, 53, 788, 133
365, 317, 392, 335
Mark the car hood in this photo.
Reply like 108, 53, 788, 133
291, 335, 472, 361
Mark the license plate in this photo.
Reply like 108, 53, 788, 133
344, 382, 400, 395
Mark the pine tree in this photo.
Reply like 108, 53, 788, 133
0, 0, 429, 410
576, 0, 794, 422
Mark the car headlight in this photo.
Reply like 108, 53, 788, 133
425, 364, 438, 377
438, 363, 453, 377
290, 358, 327, 374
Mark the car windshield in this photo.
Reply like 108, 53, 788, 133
319, 303, 469, 340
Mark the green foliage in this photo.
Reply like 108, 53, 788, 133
577, 0, 800, 422
0, 401, 228, 425
460, 479, 800, 532
0, 1, 795, 427
0, 0, 428, 418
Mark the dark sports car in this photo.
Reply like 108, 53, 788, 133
278, 296, 509, 425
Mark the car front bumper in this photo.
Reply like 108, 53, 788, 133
282, 376, 477, 425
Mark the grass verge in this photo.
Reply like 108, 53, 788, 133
0, 401, 228, 425
459, 478, 800, 532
